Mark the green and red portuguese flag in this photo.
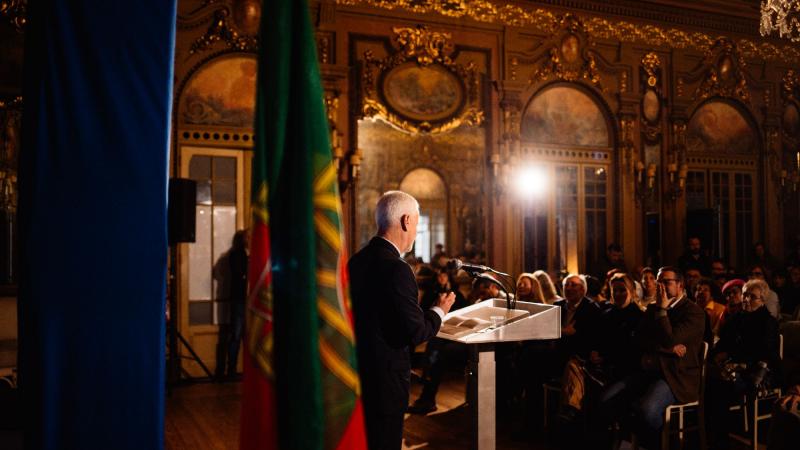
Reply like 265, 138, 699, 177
240, 1, 367, 449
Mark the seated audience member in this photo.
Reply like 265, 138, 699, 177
554, 274, 602, 419
711, 258, 728, 278
706, 278, 780, 450
466, 277, 494, 304
695, 278, 726, 339
600, 273, 645, 381
684, 267, 702, 301
585, 275, 611, 312
592, 243, 628, 282
421, 269, 468, 311
596, 266, 705, 450
772, 268, 799, 319
720, 279, 745, 329
751, 242, 781, 278
748, 265, 780, 319
516, 272, 545, 303
714, 274, 730, 293
534, 270, 564, 305
678, 236, 712, 275
639, 267, 658, 311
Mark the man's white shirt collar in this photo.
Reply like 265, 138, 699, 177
377, 235, 403, 257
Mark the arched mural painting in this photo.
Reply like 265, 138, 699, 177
181, 56, 257, 127
521, 85, 609, 147
686, 101, 756, 154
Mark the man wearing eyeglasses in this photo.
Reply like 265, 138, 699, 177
707, 278, 780, 449
594, 266, 705, 449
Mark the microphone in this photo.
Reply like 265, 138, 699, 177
446, 259, 490, 274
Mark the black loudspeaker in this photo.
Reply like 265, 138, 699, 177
686, 208, 716, 251
168, 178, 197, 244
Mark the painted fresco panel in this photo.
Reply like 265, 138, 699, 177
181, 56, 257, 127
686, 102, 755, 154
521, 86, 609, 147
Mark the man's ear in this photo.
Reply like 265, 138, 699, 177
400, 214, 408, 232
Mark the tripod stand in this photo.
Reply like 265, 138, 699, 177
166, 244, 213, 388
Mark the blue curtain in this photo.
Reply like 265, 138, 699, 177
18, 1, 176, 448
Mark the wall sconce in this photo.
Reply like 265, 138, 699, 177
778, 151, 800, 203
490, 152, 501, 178
666, 161, 688, 200
0, 170, 17, 212
635, 160, 657, 201
349, 148, 362, 181
331, 130, 343, 170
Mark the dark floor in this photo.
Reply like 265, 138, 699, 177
0, 372, 771, 450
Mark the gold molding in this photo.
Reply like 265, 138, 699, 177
0, 0, 25, 33
529, 15, 603, 91
337, 0, 800, 65
360, 25, 484, 134
189, 7, 258, 55
691, 38, 750, 104
641, 52, 661, 88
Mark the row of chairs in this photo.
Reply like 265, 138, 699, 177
543, 335, 784, 450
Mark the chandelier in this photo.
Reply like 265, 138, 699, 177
761, 1, 800, 41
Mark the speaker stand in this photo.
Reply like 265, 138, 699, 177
166, 245, 213, 391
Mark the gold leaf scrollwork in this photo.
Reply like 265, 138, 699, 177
641, 52, 661, 88
782, 69, 800, 103
692, 38, 750, 104
189, 8, 259, 55
360, 25, 484, 134
393, 26, 454, 66
0, 0, 25, 33
337, 0, 800, 65
529, 14, 603, 91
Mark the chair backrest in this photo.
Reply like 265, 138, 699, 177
698, 341, 709, 403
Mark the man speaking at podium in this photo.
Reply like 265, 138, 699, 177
349, 190, 456, 450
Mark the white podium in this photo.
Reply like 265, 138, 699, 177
436, 299, 561, 450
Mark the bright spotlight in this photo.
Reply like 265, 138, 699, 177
514, 166, 549, 198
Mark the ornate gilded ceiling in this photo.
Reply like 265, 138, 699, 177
338, 0, 800, 64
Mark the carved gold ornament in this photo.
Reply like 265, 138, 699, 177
0, 0, 25, 32
528, 15, 603, 91
640, 52, 662, 132
691, 39, 750, 104
338, 0, 800, 65
760, 0, 800, 42
182, 1, 260, 55
360, 26, 483, 134
641, 52, 661, 88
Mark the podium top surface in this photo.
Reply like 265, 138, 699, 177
436, 299, 561, 343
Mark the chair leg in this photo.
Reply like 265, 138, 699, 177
742, 400, 749, 433
752, 399, 758, 450
678, 408, 685, 448
698, 407, 707, 450
662, 408, 672, 450
543, 386, 548, 429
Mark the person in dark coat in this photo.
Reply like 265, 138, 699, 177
678, 236, 712, 276
349, 190, 455, 450
597, 266, 705, 450
706, 278, 780, 450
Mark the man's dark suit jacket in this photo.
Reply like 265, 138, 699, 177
349, 237, 442, 447
553, 297, 601, 359
638, 296, 706, 403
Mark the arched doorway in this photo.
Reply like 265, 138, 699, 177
684, 99, 759, 269
174, 54, 256, 376
519, 83, 613, 275
399, 167, 447, 263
